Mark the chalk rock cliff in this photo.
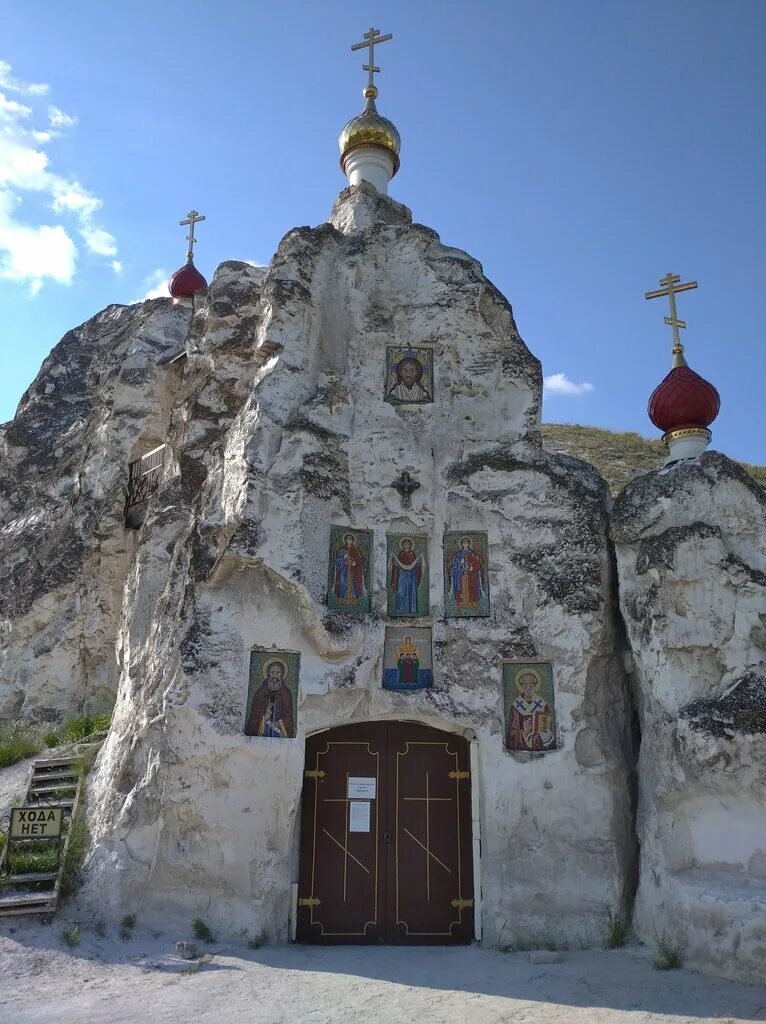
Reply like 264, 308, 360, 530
0, 302, 189, 719
63, 184, 635, 944
613, 454, 766, 982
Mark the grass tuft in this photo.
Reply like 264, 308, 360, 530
247, 930, 267, 949
42, 731, 61, 749
606, 910, 629, 949
0, 724, 43, 769
62, 923, 81, 948
60, 807, 88, 900
653, 932, 683, 970
191, 918, 215, 943
120, 914, 136, 940
7, 843, 59, 874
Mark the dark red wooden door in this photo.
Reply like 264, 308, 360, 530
297, 721, 473, 944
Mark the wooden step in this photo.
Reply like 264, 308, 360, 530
25, 798, 74, 809
31, 769, 78, 781
0, 872, 58, 885
31, 757, 77, 769
0, 904, 56, 917
0, 889, 56, 908
29, 783, 78, 795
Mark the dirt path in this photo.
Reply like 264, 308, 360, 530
1, 921, 765, 1024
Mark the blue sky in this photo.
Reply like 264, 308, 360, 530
2, 1, 764, 462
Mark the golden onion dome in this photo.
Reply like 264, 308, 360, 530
339, 86, 400, 176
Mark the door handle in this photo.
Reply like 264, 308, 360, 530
383, 831, 392, 844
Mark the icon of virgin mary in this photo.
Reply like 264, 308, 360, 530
389, 537, 426, 615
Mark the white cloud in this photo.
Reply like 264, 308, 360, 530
0, 191, 76, 293
111, 260, 122, 274
0, 61, 118, 293
543, 373, 594, 397
48, 105, 77, 130
135, 268, 170, 301
0, 60, 49, 97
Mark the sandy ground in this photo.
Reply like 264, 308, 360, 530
0, 921, 765, 1024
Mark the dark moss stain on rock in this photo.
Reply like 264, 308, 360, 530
446, 446, 610, 614
635, 522, 722, 576
681, 673, 766, 737
300, 448, 351, 516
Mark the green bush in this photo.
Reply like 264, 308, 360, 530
62, 715, 96, 743
247, 930, 267, 949
61, 712, 112, 743
42, 731, 61, 749
192, 918, 215, 943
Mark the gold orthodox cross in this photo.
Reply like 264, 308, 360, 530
180, 209, 205, 261
645, 272, 698, 365
351, 27, 393, 91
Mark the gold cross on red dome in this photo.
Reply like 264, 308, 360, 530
645, 273, 698, 366
351, 27, 393, 93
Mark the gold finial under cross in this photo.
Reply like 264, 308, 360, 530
180, 209, 205, 262
351, 27, 393, 94
645, 272, 698, 367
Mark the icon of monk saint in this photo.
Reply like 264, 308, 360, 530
505, 669, 554, 751
246, 659, 295, 738
448, 536, 484, 611
333, 532, 367, 607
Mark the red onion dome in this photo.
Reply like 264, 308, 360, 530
168, 259, 207, 299
648, 362, 720, 434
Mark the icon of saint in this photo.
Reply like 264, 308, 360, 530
387, 355, 431, 403
505, 669, 554, 751
396, 635, 420, 687
333, 532, 367, 607
389, 537, 426, 615
246, 659, 295, 738
448, 536, 484, 611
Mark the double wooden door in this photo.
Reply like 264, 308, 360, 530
297, 721, 473, 944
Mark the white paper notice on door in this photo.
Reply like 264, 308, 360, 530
349, 801, 371, 833
347, 777, 376, 799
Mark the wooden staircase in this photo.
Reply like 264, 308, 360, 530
0, 756, 82, 917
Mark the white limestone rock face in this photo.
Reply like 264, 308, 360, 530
81, 185, 635, 945
612, 453, 766, 983
0, 301, 190, 720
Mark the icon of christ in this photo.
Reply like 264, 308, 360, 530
389, 537, 426, 615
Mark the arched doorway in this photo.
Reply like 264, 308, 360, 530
297, 721, 473, 944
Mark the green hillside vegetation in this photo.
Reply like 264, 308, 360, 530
541, 423, 766, 496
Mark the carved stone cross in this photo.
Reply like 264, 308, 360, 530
391, 470, 420, 509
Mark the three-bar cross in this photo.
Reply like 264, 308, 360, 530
351, 27, 393, 91
644, 272, 698, 361
180, 209, 205, 262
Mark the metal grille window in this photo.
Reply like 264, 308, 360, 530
124, 444, 166, 528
